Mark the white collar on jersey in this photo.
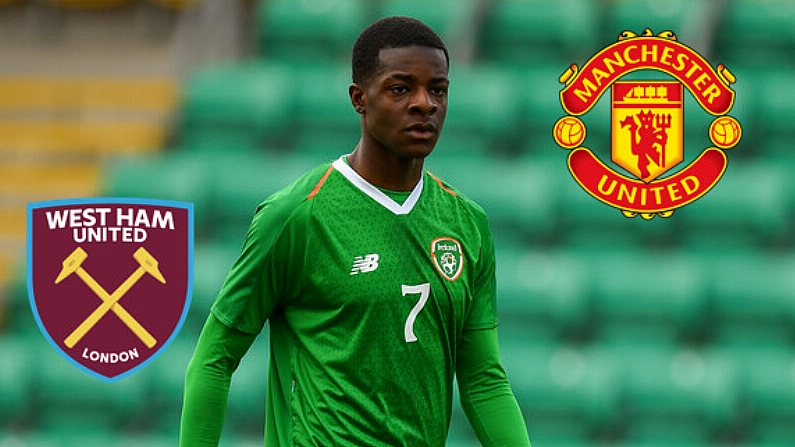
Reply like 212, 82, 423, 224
332, 155, 423, 215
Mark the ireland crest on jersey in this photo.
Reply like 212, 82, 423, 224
431, 237, 463, 281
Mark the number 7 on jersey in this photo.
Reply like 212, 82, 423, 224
402, 283, 430, 343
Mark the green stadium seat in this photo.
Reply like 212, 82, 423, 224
611, 344, 741, 444
228, 433, 269, 447
116, 433, 175, 447
189, 241, 241, 331
424, 153, 559, 239
676, 160, 789, 242
103, 152, 214, 238
613, 441, 720, 447
748, 67, 795, 137
510, 62, 584, 142
495, 246, 591, 337
147, 332, 196, 433
177, 128, 269, 155
589, 250, 708, 344
291, 62, 360, 158
4, 268, 41, 334
292, 63, 354, 126
706, 253, 795, 347
0, 335, 33, 423
716, 0, 795, 65
104, 152, 211, 203
509, 63, 588, 156
478, 0, 601, 65
208, 151, 324, 239
33, 426, 119, 447
608, 0, 712, 43
29, 336, 150, 431
500, 341, 622, 443
739, 346, 795, 445
292, 130, 358, 164
556, 165, 683, 243
758, 133, 794, 164
201, 150, 273, 239
256, 0, 371, 62
446, 430, 481, 447
0, 433, 56, 447
442, 65, 524, 154
179, 62, 295, 152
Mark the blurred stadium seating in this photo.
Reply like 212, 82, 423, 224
2, 1, 795, 446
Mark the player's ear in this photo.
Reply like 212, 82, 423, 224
350, 83, 366, 114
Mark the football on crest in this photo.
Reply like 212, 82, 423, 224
709, 116, 741, 148
554, 116, 586, 148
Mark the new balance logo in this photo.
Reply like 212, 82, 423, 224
351, 254, 379, 275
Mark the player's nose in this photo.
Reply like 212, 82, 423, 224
409, 88, 438, 115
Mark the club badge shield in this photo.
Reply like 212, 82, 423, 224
27, 198, 193, 382
612, 81, 684, 182
553, 28, 741, 219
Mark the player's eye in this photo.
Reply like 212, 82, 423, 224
431, 86, 448, 97
389, 85, 409, 95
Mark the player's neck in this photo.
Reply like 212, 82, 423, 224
347, 142, 425, 192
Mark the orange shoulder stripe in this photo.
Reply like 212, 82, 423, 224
427, 171, 457, 197
308, 165, 335, 199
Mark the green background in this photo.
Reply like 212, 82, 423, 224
2, 1, 794, 446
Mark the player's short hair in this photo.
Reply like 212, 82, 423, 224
352, 16, 449, 85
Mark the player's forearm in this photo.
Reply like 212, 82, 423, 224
180, 360, 231, 447
457, 328, 531, 447
180, 314, 257, 447
459, 381, 531, 447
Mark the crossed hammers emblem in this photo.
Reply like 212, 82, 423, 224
55, 246, 166, 349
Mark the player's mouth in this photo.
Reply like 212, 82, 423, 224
404, 122, 437, 140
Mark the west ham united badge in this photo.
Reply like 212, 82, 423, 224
27, 198, 193, 382
553, 29, 741, 219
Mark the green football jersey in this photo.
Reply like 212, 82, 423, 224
212, 156, 498, 447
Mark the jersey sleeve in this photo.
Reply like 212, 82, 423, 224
211, 193, 307, 335
456, 327, 532, 447
464, 205, 499, 331
180, 314, 258, 447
